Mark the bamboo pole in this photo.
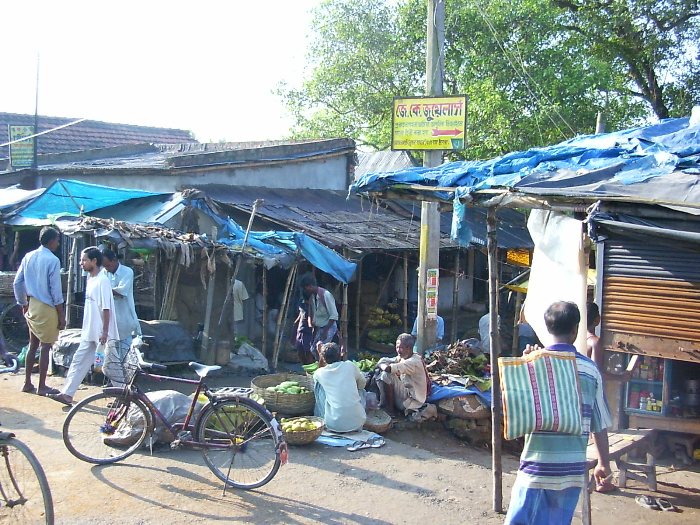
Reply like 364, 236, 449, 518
341, 283, 349, 357
261, 265, 268, 358
355, 258, 363, 352
212, 199, 262, 349
65, 237, 77, 327
487, 207, 503, 513
272, 263, 298, 370
451, 250, 460, 342
403, 251, 409, 333
512, 291, 523, 355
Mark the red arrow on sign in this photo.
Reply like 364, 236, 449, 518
432, 128, 463, 137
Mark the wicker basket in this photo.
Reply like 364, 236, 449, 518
280, 416, 325, 445
251, 373, 315, 416
364, 408, 392, 433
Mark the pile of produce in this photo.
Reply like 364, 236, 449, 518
367, 306, 402, 344
353, 357, 379, 372
302, 362, 319, 374
426, 340, 489, 379
280, 417, 322, 433
265, 380, 310, 395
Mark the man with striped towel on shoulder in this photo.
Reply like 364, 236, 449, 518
505, 301, 612, 525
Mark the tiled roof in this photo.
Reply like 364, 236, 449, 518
0, 112, 196, 159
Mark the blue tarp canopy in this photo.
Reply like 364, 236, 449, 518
350, 117, 700, 210
10, 179, 162, 222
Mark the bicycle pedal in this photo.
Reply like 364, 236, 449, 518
170, 439, 182, 450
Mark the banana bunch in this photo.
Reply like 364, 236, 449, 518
367, 306, 402, 328
353, 358, 378, 372
280, 417, 321, 433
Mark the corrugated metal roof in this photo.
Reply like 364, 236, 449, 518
194, 185, 456, 253
355, 151, 416, 179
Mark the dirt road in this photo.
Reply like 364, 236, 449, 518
1, 371, 699, 524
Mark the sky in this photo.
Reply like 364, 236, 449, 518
0, 0, 321, 142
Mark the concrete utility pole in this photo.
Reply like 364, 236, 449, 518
416, 0, 445, 353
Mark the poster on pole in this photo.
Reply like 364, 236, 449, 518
391, 95, 467, 151
426, 268, 439, 320
8, 125, 34, 169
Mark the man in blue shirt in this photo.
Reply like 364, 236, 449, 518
411, 315, 445, 344
13, 227, 66, 395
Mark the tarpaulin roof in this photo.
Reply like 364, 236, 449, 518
350, 117, 700, 211
7, 179, 161, 225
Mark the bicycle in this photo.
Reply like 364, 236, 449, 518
61, 340, 288, 490
0, 430, 54, 524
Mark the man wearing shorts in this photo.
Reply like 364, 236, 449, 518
13, 227, 66, 395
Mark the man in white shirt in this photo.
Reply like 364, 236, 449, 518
102, 249, 141, 385
376, 333, 430, 416
231, 279, 249, 338
300, 273, 339, 348
48, 247, 119, 406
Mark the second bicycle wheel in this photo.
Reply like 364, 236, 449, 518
196, 398, 281, 490
63, 391, 152, 464
0, 437, 54, 525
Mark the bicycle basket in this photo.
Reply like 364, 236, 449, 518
102, 340, 141, 384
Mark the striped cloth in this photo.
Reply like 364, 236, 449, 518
500, 349, 583, 440
515, 343, 612, 490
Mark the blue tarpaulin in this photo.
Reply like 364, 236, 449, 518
427, 383, 492, 407
350, 117, 700, 209
14, 179, 162, 220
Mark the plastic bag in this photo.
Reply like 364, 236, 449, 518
93, 343, 105, 373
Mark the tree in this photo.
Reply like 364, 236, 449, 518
553, 0, 700, 119
281, 0, 698, 158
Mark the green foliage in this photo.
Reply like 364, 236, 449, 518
280, 0, 698, 159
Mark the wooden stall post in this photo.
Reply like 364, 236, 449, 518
272, 263, 298, 370
341, 283, 349, 356
65, 237, 77, 327
261, 265, 268, 358
511, 291, 523, 355
201, 248, 217, 365
403, 252, 409, 332
487, 206, 503, 513
451, 249, 460, 342
354, 258, 363, 353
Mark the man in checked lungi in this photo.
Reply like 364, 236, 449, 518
505, 301, 612, 525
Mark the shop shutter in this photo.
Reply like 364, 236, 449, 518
602, 239, 700, 343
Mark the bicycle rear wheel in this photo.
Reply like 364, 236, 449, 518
0, 437, 54, 524
196, 398, 281, 490
63, 391, 152, 464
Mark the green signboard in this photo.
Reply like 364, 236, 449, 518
9, 125, 35, 169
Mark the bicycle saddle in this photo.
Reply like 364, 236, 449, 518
189, 362, 221, 378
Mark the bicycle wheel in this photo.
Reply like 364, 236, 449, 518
0, 304, 28, 353
0, 437, 54, 524
196, 397, 281, 490
63, 391, 152, 464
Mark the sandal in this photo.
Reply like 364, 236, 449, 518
656, 498, 676, 512
47, 393, 73, 406
38, 387, 60, 396
635, 495, 659, 510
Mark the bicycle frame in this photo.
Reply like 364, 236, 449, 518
115, 369, 246, 450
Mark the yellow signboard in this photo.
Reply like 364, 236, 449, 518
392, 95, 467, 150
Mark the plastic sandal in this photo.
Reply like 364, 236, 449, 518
635, 495, 658, 510
656, 498, 676, 512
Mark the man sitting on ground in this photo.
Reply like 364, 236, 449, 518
376, 333, 430, 416
313, 342, 366, 433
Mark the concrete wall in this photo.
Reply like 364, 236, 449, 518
9, 153, 352, 193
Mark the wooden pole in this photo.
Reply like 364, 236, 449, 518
261, 265, 268, 358
512, 291, 523, 355
403, 251, 409, 332
212, 199, 263, 349
65, 237, 77, 327
201, 242, 218, 364
487, 206, 503, 513
272, 263, 297, 370
355, 258, 363, 352
341, 283, 349, 356
451, 249, 460, 342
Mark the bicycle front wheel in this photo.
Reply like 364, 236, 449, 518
0, 437, 54, 524
196, 398, 281, 490
63, 391, 152, 464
